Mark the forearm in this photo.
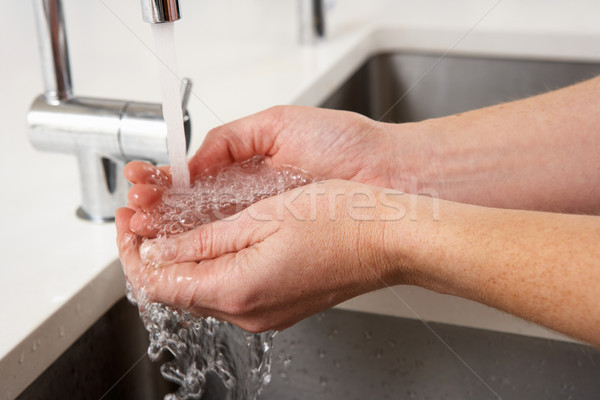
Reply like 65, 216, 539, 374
392, 76, 600, 213
391, 195, 600, 346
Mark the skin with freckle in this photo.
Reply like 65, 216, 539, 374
118, 78, 600, 346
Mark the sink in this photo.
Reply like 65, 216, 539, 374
321, 52, 600, 122
17, 299, 177, 400
18, 298, 600, 400
263, 308, 600, 400
18, 52, 600, 399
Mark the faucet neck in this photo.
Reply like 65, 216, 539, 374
33, 0, 73, 104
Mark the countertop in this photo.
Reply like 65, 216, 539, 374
2, 0, 600, 398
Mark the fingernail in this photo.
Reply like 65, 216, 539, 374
140, 239, 177, 262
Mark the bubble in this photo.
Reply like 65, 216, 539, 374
142, 156, 313, 241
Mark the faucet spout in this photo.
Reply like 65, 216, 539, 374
141, 0, 181, 24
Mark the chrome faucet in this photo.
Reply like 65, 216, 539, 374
28, 0, 191, 223
299, 0, 326, 44
141, 0, 181, 23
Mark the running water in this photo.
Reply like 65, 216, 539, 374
138, 21, 314, 399
152, 22, 190, 189
126, 157, 313, 399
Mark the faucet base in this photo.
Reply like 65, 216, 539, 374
28, 95, 191, 223
76, 207, 115, 223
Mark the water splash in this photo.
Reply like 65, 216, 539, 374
127, 156, 313, 399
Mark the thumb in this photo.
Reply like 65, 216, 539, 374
139, 208, 278, 265
188, 107, 282, 175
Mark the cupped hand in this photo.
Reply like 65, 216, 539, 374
116, 179, 409, 332
189, 106, 400, 187
124, 106, 405, 236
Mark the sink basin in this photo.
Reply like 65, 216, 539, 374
17, 299, 177, 400
18, 298, 600, 400
18, 52, 600, 399
321, 52, 600, 122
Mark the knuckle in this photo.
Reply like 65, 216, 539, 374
222, 296, 251, 317
220, 287, 260, 318
204, 126, 221, 140
264, 105, 287, 127
191, 224, 214, 259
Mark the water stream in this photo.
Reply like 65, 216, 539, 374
151, 22, 190, 189
127, 22, 312, 399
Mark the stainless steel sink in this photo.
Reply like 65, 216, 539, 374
321, 52, 600, 122
19, 52, 600, 399
18, 298, 600, 400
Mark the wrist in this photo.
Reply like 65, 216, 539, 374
353, 189, 434, 289
375, 190, 453, 291
384, 120, 447, 195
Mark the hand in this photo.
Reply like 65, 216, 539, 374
116, 180, 409, 332
189, 105, 401, 186
123, 106, 403, 237
123, 161, 170, 237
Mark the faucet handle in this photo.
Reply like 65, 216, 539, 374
180, 78, 192, 112
299, 0, 327, 44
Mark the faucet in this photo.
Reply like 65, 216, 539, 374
141, 0, 181, 23
298, 0, 326, 44
27, 0, 191, 223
